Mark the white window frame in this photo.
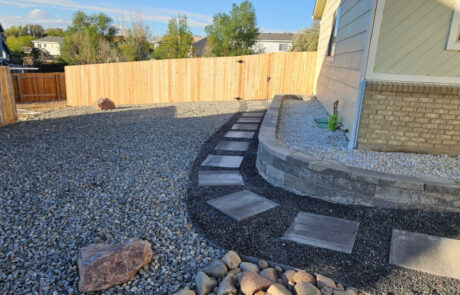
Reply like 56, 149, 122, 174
447, 0, 460, 50
278, 43, 289, 51
327, 5, 341, 57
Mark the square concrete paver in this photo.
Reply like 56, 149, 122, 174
283, 212, 360, 254
242, 112, 264, 117
207, 190, 279, 221
198, 171, 244, 186
237, 118, 261, 123
389, 229, 460, 280
225, 131, 255, 139
201, 155, 244, 168
215, 141, 250, 152
231, 123, 259, 130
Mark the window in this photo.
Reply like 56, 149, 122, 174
327, 6, 341, 57
279, 43, 289, 51
447, 0, 460, 50
37, 44, 41, 48
43, 43, 47, 48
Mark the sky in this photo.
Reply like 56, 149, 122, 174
0, 0, 315, 37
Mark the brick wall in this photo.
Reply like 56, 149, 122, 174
358, 81, 460, 155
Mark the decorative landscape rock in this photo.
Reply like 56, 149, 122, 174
92, 97, 116, 110
217, 273, 237, 295
294, 281, 321, 295
258, 259, 269, 269
222, 250, 241, 269
237, 272, 273, 295
77, 239, 152, 292
267, 283, 292, 295
282, 269, 297, 285
202, 260, 228, 278
316, 274, 336, 289
292, 270, 316, 284
195, 271, 217, 295
240, 262, 260, 273
174, 286, 196, 295
174, 250, 363, 295
259, 267, 278, 282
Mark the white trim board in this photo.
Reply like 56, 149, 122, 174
365, 0, 460, 85
447, 0, 460, 50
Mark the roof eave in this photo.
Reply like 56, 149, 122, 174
313, 0, 327, 20
2, 39, 12, 55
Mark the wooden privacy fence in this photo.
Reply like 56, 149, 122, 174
12, 72, 66, 103
0, 66, 17, 127
65, 52, 317, 106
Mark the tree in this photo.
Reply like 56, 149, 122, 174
205, 0, 260, 56
61, 11, 120, 65
119, 15, 152, 61
45, 28, 65, 36
291, 21, 320, 52
152, 15, 194, 59
5, 35, 34, 64
4, 24, 45, 37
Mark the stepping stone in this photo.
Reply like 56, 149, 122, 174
231, 123, 259, 130
283, 212, 359, 254
207, 190, 279, 221
237, 118, 261, 123
389, 229, 460, 280
242, 112, 264, 117
201, 155, 244, 168
225, 131, 255, 139
215, 141, 250, 152
198, 171, 244, 186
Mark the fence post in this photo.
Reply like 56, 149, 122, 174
16, 75, 21, 103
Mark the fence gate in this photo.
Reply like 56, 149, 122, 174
12, 72, 66, 103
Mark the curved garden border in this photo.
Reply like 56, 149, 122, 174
256, 95, 460, 212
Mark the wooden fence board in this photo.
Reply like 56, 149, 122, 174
65, 52, 317, 106
0, 66, 17, 127
12, 72, 66, 103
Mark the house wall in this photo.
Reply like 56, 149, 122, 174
314, 0, 374, 137
358, 81, 460, 155
254, 40, 293, 53
34, 42, 61, 56
367, 0, 460, 82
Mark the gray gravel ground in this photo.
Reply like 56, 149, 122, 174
278, 98, 460, 181
0, 101, 243, 294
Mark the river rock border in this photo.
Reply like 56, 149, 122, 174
256, 95, 460, 212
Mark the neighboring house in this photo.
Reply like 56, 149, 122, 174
0, 23, 11, 65
192, 34, 294, 57
32, 36, 63, 58
192, 37, 207, 57
254, 33, 294, 53
313, 0, 460, 155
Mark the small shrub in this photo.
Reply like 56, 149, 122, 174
328, 114, 337, 131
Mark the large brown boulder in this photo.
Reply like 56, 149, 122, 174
92, 97, 116, 110
78, 239, 152, 292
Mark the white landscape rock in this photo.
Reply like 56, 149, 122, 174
278, 98, 460, 181
221, 251, 242, 269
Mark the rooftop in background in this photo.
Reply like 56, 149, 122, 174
258, 33, 294, 41
32, 36, 64, 43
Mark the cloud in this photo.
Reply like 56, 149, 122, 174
0, 0, 213, 27
0, 15, 70, 27
28, 8, 52, 19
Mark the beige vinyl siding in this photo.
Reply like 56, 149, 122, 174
315, 0, 374, 136
373, 0, 460, 77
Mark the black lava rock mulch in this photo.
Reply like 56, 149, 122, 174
186, 112, 460, 295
